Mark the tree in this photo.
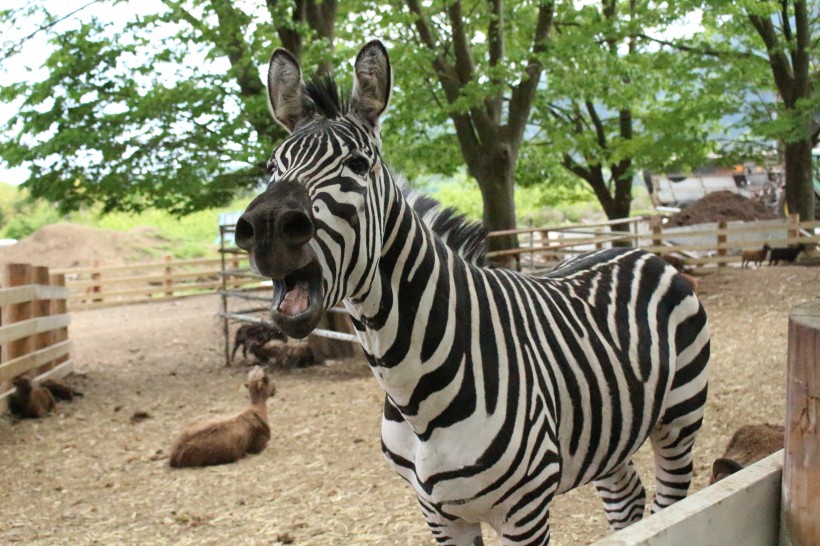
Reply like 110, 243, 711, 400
376, 1, 554, 257
0, 0, 338, 215
699, 0, 818, 221
746, 0, 817, 221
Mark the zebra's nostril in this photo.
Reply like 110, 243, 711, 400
235, 217, 255, 250
277, 209, 314, 247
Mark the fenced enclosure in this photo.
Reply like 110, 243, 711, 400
0, 263, 72, 410
47, 216, 820, 314
488, 216, 820, 273
53, 255, 265, 310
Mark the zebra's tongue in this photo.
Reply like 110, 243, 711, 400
278, 281, 309, 316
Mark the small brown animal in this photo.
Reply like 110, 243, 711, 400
8, 376, 56, 419
741, 244, 770, 268
711, 423, 784, 484
40, 378, 84, 401
232, 323, 287, 362
660, 254, 684, 271
169, 366, 275, 468
275, 342, 318, 369
680, 272, 699, 292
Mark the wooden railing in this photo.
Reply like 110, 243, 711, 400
0, 263, 72, 407
487, 216, 820, 273
51, 217, 819, 311
53, 255, 268, 310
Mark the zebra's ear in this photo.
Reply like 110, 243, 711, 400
352, 40, 392, 127
267, 48, 308, 133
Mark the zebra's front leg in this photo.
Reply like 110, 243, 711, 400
418, 498, 484, 545
593, 459, 646, 529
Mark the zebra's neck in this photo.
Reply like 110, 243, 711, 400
345, 181, 476, 433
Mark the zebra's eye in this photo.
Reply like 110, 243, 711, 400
345, 155, 370, 176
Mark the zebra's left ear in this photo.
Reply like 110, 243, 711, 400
352, 40, 392, 127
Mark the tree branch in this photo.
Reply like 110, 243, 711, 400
486, 0, 504, 123
585, 100, 606, 149
748, 11, 795, 104
1, 0, 102, 61
507, 1, 554, 148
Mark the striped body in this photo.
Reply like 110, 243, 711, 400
238, 41, 710, 545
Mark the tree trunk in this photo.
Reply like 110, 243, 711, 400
470, 145, 519, 268
784, 138, 815, 221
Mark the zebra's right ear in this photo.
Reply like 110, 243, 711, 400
267, 48, 308, 133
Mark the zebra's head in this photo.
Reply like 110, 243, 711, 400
235, 41, 392, 339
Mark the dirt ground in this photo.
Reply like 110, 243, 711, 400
1, 264, 818, 546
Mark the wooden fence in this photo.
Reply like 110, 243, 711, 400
50, 216, 820, 310
53, 255, 268, 310
487, 216, 820, 273
0, 263, 72, 409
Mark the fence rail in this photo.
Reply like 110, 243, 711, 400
488, 216, 820, 272
0, 263, 72, 408
53, 255, 269, 310
50, 217, 820, 310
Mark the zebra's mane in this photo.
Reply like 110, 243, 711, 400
399, 179, 487, 266
303, 74, 350, 120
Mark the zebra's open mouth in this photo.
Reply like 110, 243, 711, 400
271, 259, 323, 339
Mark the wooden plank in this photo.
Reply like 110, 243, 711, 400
66, 269, 224, 289
52, 256, 225, 275
782, 301, 820, 546
590, 451, 783, 546
32, 266, 52, 373
2, 264, 32, 369
0, 340, 72, 382
486, 216, 645, 238
49, 273, 69, 368
0, 314, 70, 345
0, 284, 71, 307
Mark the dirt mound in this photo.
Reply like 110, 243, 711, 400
665, 191, 777, 227
0, 222, 165, 270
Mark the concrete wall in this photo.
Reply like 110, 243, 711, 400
590, 451, 783, 546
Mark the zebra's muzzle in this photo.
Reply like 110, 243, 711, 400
271, 259, 323, 339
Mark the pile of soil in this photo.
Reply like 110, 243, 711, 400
665, 191, 777, 227
0, 223, 166, 270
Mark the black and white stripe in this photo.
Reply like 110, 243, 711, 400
251, 41, 710, 546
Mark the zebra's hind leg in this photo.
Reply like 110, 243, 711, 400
418, 498, 483, 545
649, 409, 704, 513
593, 459, 646, 530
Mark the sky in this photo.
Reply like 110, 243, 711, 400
0, 0, 165, 186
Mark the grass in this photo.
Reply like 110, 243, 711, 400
0, 178, 655, 261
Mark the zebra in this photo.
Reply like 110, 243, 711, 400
234, 40, 710, 546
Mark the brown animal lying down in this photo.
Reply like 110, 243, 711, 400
169, 366, 275, 468
711, 423, 784, 484
8, 376, 56, 419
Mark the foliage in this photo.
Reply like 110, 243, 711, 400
0, 1, 343, 215
0, 183, 63, 238
422, 171, 603, 226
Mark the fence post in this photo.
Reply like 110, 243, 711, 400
781, 301, 820, 546
32, 266, 52, 374
787, 213, 800, 244
163, 255, 173, 297
652, 224, 662, 253
717, 220, 727, 267
49, 273, 68, 369
91, 259, 102, 303
2, 264, 33, 374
